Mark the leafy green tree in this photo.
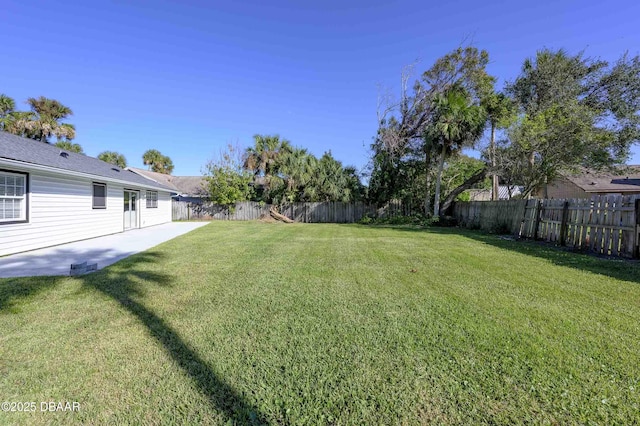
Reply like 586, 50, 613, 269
278, 147, 317, 202
54, 140, 84, 154
142, 149, 174, 174
307, 151, 363, 203
440, 155, 489, 202
504, 49, 640, 196
204, 144, 253, 209
98, 151, 127, 168
375, 46, 494, 214
368, 137, 426, 209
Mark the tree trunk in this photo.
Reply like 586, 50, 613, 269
440, 167, 488, 214
433, 142, 447, 218
490, 123, 498, 201
424, 149, 432, 215
526, 151, 536, 199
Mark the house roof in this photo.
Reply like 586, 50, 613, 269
562, 166, 640, 193
0, 131, 173, 191
127, 167, 206, 196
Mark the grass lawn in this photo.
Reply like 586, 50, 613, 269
1, 222, 639, 425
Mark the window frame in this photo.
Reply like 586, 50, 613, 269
146, 190, 158, 208
0, 169, 29, 225
92, 182, 107, 209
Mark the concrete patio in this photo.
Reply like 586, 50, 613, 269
0, 222, 209, 278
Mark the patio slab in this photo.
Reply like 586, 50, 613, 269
0, 222, 209, 278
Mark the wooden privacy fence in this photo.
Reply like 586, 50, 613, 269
171, 200, 417, 223
453, 195, 640, 258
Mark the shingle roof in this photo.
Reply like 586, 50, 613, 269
562, 166, 640, 193
127, 167, 206, 196
0, 131, 173, 191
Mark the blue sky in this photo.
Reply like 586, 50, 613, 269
2, 0, 640, 176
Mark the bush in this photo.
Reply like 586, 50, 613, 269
358, 213, 459, 227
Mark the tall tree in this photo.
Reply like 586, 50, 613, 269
244, 134, 292, 202
98, 151, 127, 168
504, 49, 640, 196
278, 147, 316, 202
0, 94, 32, 137
376, 46, 494, 214
142, 149, 174, 174
0, 94, 16, 131
310, 152, 353, 202
426, 87, 486, 217
24, 96, 75, 142
481, 92, 514, 200
142, 149, 162, 169
54, 140, 84, 154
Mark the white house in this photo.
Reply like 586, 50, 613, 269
0, 131, 174, 256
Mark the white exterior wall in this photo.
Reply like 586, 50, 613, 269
140, 190, 172, 227
0, 166, 172, 257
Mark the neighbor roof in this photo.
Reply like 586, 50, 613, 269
0, 131, 173, 191
127, 167, 206, 196
562, 166, 640, 193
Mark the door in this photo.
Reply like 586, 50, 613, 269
124, 190, 138, 230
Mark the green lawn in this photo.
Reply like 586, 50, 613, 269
1, 222, 639, 425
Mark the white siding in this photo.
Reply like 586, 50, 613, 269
0, 166, 172, 256
140, 190, 172, 227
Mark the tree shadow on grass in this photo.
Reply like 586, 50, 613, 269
3, 251, 266, 424
0, 275, 64, 313
349, 224, 640, 284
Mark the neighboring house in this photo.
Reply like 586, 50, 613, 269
127, 167, 207, 203
0, 131, 174, 256
468, 185, 523, 201
469, 185, 522, 201
535, 167, 640, 199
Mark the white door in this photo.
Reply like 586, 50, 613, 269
124, 191, 138, 230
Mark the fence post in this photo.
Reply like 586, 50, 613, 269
559, 201, 570, 246
533, 199, 543, 240
634, 199, 640, 259
517, 200, 530, 238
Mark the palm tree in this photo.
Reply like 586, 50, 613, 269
0, 94, 16, 132
98, 151, 127, 168
142, 149, 174, 174
312, 152, 352, 202
54, 140, 84, 154
24, 96, 75, 142
481, 92, 514, 200
244, 134, 292, 202
0, 94, 15, 118
0, 94, 33, 137
143, 149, 162, 170
157, 155, 174, 174
427, 87, 486, 217
279, 148, 315, 202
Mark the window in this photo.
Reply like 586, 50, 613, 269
92, 183, 106, 209
0, 170, 28, 223
146, 190, 158, 208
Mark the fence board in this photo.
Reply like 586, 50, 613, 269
172, 200, 395, 224
454, 194, 639, 259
